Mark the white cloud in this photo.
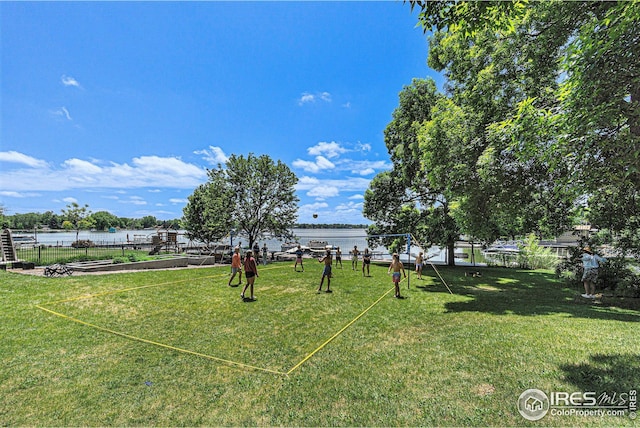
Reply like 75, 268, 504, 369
355, 142, 372, 152
0, 191, 41, 198
335, 200, 364, 212
296, 142, 386, 176
0, 151, 207, 192
296, 175, 371, 193
194, 146, 229, 165
298, 93, 315, 105
297, 176, 320, 186
169, 198, 188, 204
307, 141, 348, 159
298, 91, 332, 106
0, 151, 49, 168
51, 107, 73, 121
131, 156, 206, 177
298, 202, 329, 217
61, 107, 72, 121
61, 75, 81, 88
338, 159, 391, 175
119, 196, 147, 205
349, 194, 364, 200
307, 186, 340, 199
63, 197, 78, 204
292, 156, 335, 173
63, 158, 103, 174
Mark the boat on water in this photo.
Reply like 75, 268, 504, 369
285, 244, 311, 254
308, 240, 331, 251
482, 241, 521, 257
282, 240, 332, 255
12, 235, 38, 248
281, 242, 300, 252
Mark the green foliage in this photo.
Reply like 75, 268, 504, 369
139, 215, 158, 229
91, 211, 120, 231
113, 253, 148, 264
70, 240, 95, 248
408, 0, 640, 256
183, 153, 299, 248
384, 78, 442, 191
3, 209, 180, 231
516, 233, 558, 270
16, 247, 153, 266
557, 244, 640, 298
365, 80, 460, 265
182, 168, 234, 245
410, 0, 527, 36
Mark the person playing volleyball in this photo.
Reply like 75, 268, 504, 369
388, 253, 406, 298
415, 251, 424, 280
334, 247, 342, 268
294, 244, 304, 272
241, 250, 259, 301
362, 248, 371, 277
351, 245, 360, 270
228, 247, 242, 287
318, 249, 333, 293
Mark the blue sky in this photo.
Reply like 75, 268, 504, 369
1, 1, 441, 224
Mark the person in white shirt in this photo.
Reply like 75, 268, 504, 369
581, 246, 606, 299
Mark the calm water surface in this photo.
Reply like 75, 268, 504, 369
25, 228, 483, 264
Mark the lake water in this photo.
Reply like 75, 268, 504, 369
21, 228, 483, 265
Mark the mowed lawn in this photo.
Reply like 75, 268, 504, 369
1, 261, 638, 426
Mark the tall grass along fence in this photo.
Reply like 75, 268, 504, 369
17, 245, 151, 266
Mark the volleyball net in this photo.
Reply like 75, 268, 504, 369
292, 231, 453, 294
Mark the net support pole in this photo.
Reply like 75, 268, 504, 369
406, 233, 411, 289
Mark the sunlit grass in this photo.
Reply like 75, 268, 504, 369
1, 262, 638, 426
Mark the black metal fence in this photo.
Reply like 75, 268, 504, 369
16, 245, 150, 266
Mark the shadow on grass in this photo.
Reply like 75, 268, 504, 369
560, 353, 640, 393
418, 266, 640, 323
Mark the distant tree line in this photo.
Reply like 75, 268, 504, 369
294, 223, 369, 229
1, 209, 181, 231
0, 206, 366, 233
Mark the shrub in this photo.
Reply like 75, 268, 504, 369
517, 233, 559, 270
71, 240, 95, 248
556, 242, 640, 297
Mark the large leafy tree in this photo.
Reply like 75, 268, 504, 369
424, 3, 577, 240
183, 153, 299, 248
90, 211, 120, 231
61, 202, 94, 242
183, 168, 234, 246
408, 0, 639, 253
364, 78, 462, 264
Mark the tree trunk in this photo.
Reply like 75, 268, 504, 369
447, 241, 456, 266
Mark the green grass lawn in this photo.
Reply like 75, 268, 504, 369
1, 261, 638, 426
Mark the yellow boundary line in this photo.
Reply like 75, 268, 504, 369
36, 264, 401, 376
35, 304, 287, 376
286, 285, 396, 375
